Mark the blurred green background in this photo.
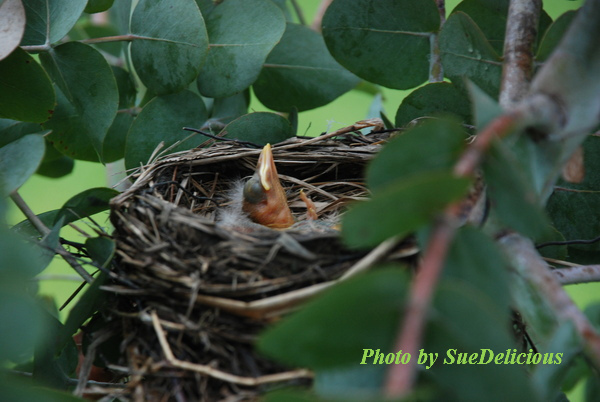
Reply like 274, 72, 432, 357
6, 0, 593, 399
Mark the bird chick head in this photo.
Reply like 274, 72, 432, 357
242, 144, 295, 229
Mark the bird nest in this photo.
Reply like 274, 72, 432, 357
94, 119, 418, 401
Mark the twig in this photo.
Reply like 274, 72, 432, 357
10, 191, 94, 283
537, 234, 600, 249
499, 0, 542, 107
79, 34, 138, 45
499, 233, 600, 368
552, 265, 600, 285
75, 328, 116, 396
429, 0, 446, 82
290, 0, 306, 25
311, 0, 333, 32
150, 310, 313, 385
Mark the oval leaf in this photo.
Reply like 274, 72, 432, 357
342, 172, 471, 248
21, 0, 87, 45
395, 82, 472, 128
367, 119, 467, 193
196, 0, 285, 98
84, 0, 115, 14
125, 90, 208, 171
130, 0, 209, 94
53, 187, 120, 225
0, 134, 45, 196
440, 12, 502, 98
40, 42, 119, 162
220, 112, 293, 146
322, 0, 440, 89
254, 23, 359, 112
0, 48, 55, 123
0, 0, 26, 60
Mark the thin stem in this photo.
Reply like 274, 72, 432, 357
311, 0, 333, 32
10, 191, 94, 283
290, 0, 306, 25
79, 34, 138, 45
552, 265, 600, 285
20, 44, 52, 53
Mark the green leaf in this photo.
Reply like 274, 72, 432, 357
36, 153, 75, 178
536, 10, 577, 62
547, 190, 600, 253
0, 0, 26, 60
254, 23, 359, 112
0, 119, 47, 148
21, 0, 87, 45
0, 48, 55, 123
40, 42, 119, 162
53, 187, 119, 225
483, 139, 552, 240
35, 217, 64, 275
0, 373, 85, 402
11, 210, 59, 240
124, 90, 208, 170
208, 91, 250, 129
0, 134, 45, 197
342, 173, 471, 248
258, 268, 409, 369
130, 0, 209, 94
85, 0, 115, 14
322, 0, 440, 89
103, 67, 137, 162
220, 112, 293, 146
466, 80, 503, 129
366, 119, 467, 193
395, 82, 472, 128
61, 271, 108, 348
196, 0, 285, 98
85, 237, 115, 269
440, 12, 502, 98
452, 0, 552, 55
427, 280, 536, 402
531, 322, 582, 402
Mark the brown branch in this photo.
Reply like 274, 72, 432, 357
552, 264, 600, 285
429, 0, 446, 82
499, 0, 542, 108
311, 0, 333, 32
384, 112, 524, 396
499, 233, 600, 368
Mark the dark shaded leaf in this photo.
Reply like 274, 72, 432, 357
36, 155, 75, 178
21, 0, 86, 45
440, 12, 502, 98
86, 237, 115, 269
207, 90, 250, 129
130, 0, 208, 94
53, 187, 119, 225
0, 373, 85, 402
124, 90, 208, 170
547, 190, 600, 252
103, 67, 137, 162
41, 42, 119, 161
536, 10, 577, 61
452, 0, 552, 55
85, 0, 114, 14
483, 139, 552, 240
0, 48, 55, 123
61, 271, 108, 348
322, 0, 439, 89
0, 119, 44, 148
254, 23, 359, 112
366, 119, 467, 193
258, 268, 408, 369
0, 134, 45, 197
220, 112, 293, 146
342, 173, 471, 248
196, 0, 285, 98
395, 82, 472, 128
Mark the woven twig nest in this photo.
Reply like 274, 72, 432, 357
99, 119, 418, 401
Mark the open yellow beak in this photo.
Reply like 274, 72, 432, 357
242, 144, 295, 229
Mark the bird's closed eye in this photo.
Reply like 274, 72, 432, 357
243, 178, 266, 204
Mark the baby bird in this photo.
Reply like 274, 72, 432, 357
217, 143, 318, 230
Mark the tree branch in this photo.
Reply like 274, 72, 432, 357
552, 264, 600, 285
499, 233, 600, 368
499, 0, 542, 108
429, 0, 446, 82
